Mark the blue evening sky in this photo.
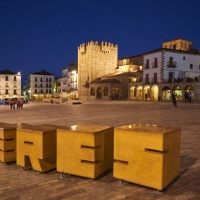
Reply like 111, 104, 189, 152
1, 0, 200, 84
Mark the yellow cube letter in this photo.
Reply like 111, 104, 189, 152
16, 124, 58, 172
57, 124, 114, 179
114, 123, 181, 190
0, 122, 17, 163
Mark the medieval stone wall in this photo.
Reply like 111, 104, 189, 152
78, 41, 118, 100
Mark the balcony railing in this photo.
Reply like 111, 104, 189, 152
143, 78, 160, 84
167, 62, 177, 68
164, 77, 200, 83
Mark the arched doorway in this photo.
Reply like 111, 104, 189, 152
96, 87, 102, 99
90, 87, 95, 96
103, 87, 108, 96
112, 87, 119, 100
136, 86, 142, 100
130, 86, 136, 100
151, 85, 159, 100
162, 86, 170, 100
184, 85, 195, 101
172, 85, 182, 100
143, 85, 150, 100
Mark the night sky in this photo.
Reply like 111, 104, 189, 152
1, 0, 200, 84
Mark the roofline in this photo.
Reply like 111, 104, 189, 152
163, 38, 193, 43
142, 48, 200, 55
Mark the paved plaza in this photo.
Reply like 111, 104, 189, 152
0, 100, 200, 200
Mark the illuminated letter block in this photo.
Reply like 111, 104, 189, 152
16, 124, 58, 172
114, 123, 181, 190
0, 122, 17, 163
57, 124, 114, 179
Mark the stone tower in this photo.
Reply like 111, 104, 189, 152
78, 41, 118, 100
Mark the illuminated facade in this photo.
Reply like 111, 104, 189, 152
129, 38, 200, 101
0, 69, 22, 100
78, 41, 118, 100
24, 69, 55, 100
59, 62, 78, 99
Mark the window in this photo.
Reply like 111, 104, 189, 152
49, 89, 51, 93
14, 90, 17, 95
146, 74, 149, 83
14, 76, 16, 81
35, 83, 37, 87
153, 73, 157, 83
103, 87, 108, 96
5, 90, 9, 94
35, 89, 37, 93
49, 84, 51, 87
190, 64, 193, 69
46, 83, 48, 87
90, 87, 95, 96
41, 89, 43, 93
49, 78, 51, 82
40, 84, 43, 87
35, 77, 37, 82
46, 89, 48, 93
146, 59, 149, 68
183, 57, 185, 60
5, 76, 8, 81
40, 77, 43, 82
154, 58, 157, 68
199, 65, 200, 70
46, 78, 48, 82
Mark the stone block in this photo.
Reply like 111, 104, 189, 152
114, 123, 181, 190
16, 124, 61, 172
0, 122, 17, 163
57, 124, 114, 179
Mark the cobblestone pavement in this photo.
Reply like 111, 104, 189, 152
0, 100, 200, 200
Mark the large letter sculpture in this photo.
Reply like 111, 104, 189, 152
57, 124, 114, 179
0, 123, 17, 163
16, 124, 58, 172
114, 123, 181, 190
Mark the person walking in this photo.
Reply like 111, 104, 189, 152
172, 92, 177, 109
145, 93, 148, 101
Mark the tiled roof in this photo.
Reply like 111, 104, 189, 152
0, 69, 16, 75
31, 69, 54, 75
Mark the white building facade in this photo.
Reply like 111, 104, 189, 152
0, 69, 22, 100
60, 62, 78, 99
129, 39, 200, 101
23, 69, 55, 100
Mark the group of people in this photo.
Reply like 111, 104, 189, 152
172, 91, 192, 109
10, 100, 24, 109
184, 91, 192, 102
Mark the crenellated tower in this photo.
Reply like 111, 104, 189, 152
78, 41, 118, 100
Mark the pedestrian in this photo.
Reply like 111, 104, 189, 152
17, 101, 21, 109
184, 91, 189, 102
10, 101, 13, 109
145, 93, 148, 101
20, 101, 23, 108
172, 92, 177, 109
189, 93, 192, 102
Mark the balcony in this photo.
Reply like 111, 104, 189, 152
167, 62, 177, 68
143, 78, 160, 84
